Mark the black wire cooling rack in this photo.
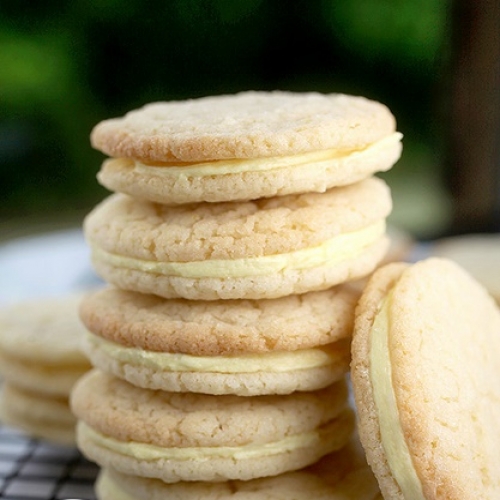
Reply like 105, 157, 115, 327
0, 423, 98, 500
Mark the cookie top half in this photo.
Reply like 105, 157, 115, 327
79, 286, 358, 356
85, 177, 391, 264
72, 370, 348, 449
91, 91, 397, 162
351, 258, 500, 499
0, 294, 90, 366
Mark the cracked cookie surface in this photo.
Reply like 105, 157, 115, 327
84, 178, 391, 300
71, 370, 354, 482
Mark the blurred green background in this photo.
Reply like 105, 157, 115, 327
1, 0, 454, 239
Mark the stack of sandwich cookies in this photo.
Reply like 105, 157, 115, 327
0, 294, 92, 445
74, 91, 401, 497
73, 285, 359, 483
85, 91, 399, 301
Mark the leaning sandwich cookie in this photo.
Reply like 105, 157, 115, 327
91, 91, 402, 204
70, 370, 354, 483
351, 258, 500, 499
83, 177, 392, 301
79, 286, 358, 396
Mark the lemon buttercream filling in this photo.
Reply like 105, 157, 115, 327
97, 473, 134, 500
85, 332, 346, 373
91, 220, 386, 279
369, 292, 425, 499
79, 421, 331, 461
131, 132, 403, 177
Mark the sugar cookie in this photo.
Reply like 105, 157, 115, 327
92, 91, 401, 204
351, 258, 500, 499
0, 294, 91, 396
84, 177, 391, 300
79, 286, 357, 395
71, 370, 354, 483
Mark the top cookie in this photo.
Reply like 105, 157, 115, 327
91, 92, 401, 204
91, 91, 397, 162
0, 293, 90, 366
351, 258, 500, 499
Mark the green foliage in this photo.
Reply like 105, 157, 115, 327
0, 0, 450, 219
323, 0, 448, 67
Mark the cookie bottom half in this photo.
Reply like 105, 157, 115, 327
0, 383, 76, 445
83, 334, 351, 396
95, 448, 382, 500
91, 238, 389, 300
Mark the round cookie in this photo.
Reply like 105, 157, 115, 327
351, 258, 500, 499
91, 91, 401, 204
84, 177, 391, 301
95, 438, 382, 500
431, 233, 500, 303
0, 383, 76, 445
79, 286, 357, 395
0, 294, 92, 396
71, 370, 354, 483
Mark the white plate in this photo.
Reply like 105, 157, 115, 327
0, 228, 102, 308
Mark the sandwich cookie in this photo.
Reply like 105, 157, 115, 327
0, 383, 76, 445
95, 437, 382, 500
431, 233, 500, 304
84, 177, 392, 300
91, 91, 402, 204
71, 370, 354, 483
0, 294, 91, 443
79, 286, 358, 396
0, 294, 91, 397
351, 258, 500, 499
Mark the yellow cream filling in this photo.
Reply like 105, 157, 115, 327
97, 473, 134, 500
369, 292, 425, 499
92, 220, 385, 279
79, 421, 324, 461
132, 132, 403, 177
86, 332, 342, 373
